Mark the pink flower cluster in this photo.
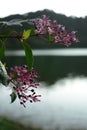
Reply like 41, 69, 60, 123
9, 65, 41, 107
34, 15, 79, 46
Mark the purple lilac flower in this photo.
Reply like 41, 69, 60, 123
34, 15, 79, 46
9, 65, 41, 107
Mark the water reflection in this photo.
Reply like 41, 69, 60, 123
0, 76, 87, 130
6, 48, 87, 56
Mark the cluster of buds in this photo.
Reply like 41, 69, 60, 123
34, 15, 79, 46
9, 65, 41, 107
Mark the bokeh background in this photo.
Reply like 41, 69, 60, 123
0, 1, 87, 130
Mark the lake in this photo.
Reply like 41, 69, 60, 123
1, 48, 87, 130
6, 48, 87, 56
0, 76, 87, 130
5, 48, 87, 84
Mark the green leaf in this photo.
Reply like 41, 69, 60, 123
21, 40, 33, 71
30, 28, 35, 36
23, 29, 31, 40
0, 42, 5, 60
49, 35, 54, 42
10, 92, 17, 103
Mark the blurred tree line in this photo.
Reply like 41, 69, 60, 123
0, 9, 87, 50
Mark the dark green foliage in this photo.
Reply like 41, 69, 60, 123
0, 117, 41, 130
0, 117, 27, 130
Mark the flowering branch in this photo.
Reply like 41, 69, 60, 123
33, 15, 79, 46
9, 65, 41, 107
0, 14, 79, 107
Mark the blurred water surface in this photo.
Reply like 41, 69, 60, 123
6, 48, 87, 56
1, 49, 87, 130
0, 76, 87, 130
5, 48, 87, 84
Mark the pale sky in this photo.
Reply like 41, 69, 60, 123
0, 0, 87, 18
